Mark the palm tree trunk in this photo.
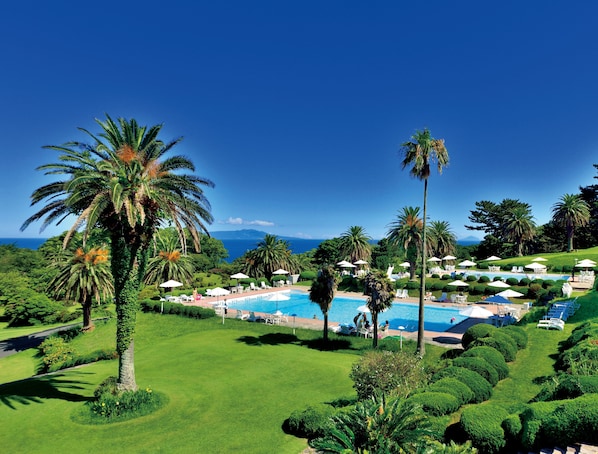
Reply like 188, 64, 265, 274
82, 297, 94, 331
372, 312, 379, 348
417, 179, 428, 357
117, 340, 137, 392
567, 224, 574, 252
323, 312, 329, 341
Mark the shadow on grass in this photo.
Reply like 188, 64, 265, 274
236, 333, 355, 351
0, 371, 93, 410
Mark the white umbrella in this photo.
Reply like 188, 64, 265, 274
458, 260, 476, 267
265, 292, 291, 311
447, 280, 469, 287
488, 280, 511, 288
356, 304, 370, 313
575, 259, 596, 268
159, 279, 183, 288
459, 305, 493, 318
272, 269, 290, 275
354, 259, 368, 265
210, 287, 231, 324
498, 289, 524, 298
484, 255, 502, 261
532, 257, 547, 262
399, 262, 411, 267
427, 257, 442, 262
525, 262, 546, 270
230, 272, 250, 279
442, 255, 457, 261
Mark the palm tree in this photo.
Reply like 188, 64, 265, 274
310, 395, 438, 453
387, 206, 424, 280
552, 193, 590, 252
363, 270, 395, 348
503, 205, 536, 256
400, 128, 449, 356
48, 246, 113, 331
308, 266, 340, 341
244, 234, 295, 281
144, 230, 194, 286
428, 220, 457, 258
339, 225, 372, 263
21, 115, 214, 391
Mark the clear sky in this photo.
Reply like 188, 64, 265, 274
2, 1, 598, 242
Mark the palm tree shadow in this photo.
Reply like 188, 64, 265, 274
0, 371, 94, 410
301, 338, 354, 351
236, 333, 299, 346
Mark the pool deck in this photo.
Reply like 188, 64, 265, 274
181, 285, 513, 348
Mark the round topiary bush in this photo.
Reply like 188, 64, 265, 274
470, 284, 485, 295
478, 275, 490, 283
501, 325, 528, 349
286, 404, 335, 439
460, 404, 509, 453
506, 277, 519, 286
466, 275, 478, 282
427, 377, 475, 405
519, 277, 531, 286
441, 274, 451, 280
542, 279, 555, 289
462, 323, 497, 350
537, 394, 598, 448
535, 374, 598, 402
431, 273, 440, 279
431, 282, 444, 291
405, 280, 420, 290
462, 346, 509, 380
452, 356, 499, 386
431, 366, 493, 403
471, 334, 518, 362
406, 391, 460, 416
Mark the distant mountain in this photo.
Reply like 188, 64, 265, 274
458, 235, 481, 245
210, 229, 308, 241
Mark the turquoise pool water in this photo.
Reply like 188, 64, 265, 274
226, 290, 467, 332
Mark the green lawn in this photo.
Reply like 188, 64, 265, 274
0, 314, 362, 453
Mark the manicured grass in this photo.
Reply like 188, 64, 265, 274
0, 314, 361, 453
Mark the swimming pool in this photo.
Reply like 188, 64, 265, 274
226, 290, 467, 332
461, 271, 569, 281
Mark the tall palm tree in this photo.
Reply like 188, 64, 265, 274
552, 193, 590, 252
339, 225, 372, 263
244, 234, 295, 281
363, 270, 395, 348
144, 230, 194, 286
21, 115, 214, 391
308, 266, 340, 342
48, 246, 113, 331
400, 128, 448, 356
387, 206, 424, 280
428, 220, 457, 259
503, 205, 536, 256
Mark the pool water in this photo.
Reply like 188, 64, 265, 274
226, 290, 467, 332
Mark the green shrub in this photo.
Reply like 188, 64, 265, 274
470, 332, 518, 362
431, 273, 440, 279
38, 335, 76, 373
440, 274, 451, 280
431, 282, 445, 291
519, 278, 531, 286
520, 401, 555, 449
426, 377, 475, 405
466, 275, 478, 282
406, 391, 459, 416
300, 270, 317, 280
350, 350, 427, 400
462, 346, 509, 380
500, 325, 528, 349
460, 404, 509, 453
286, 405, 335, 439
538, 394, 598, 447
527, 284, 542, 300
506, 277, 519, 286
140, 300, 215, 319
5, 291, 75, 327
534, 374, 598, 402
462, 324, 497, 350
542, 279, 555, 289
478, 275, 490, 283
562, 321, 598, 350
502, 413, 522, 444
556, 339, 598, 375
452, 356, 499, 386
405, 280, 420, 290
431, 366, 492, 403
470, 285, 485, 296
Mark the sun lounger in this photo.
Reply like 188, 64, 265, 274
236, 309, 249, 320
247, 311, 264, 323
536, 318, 565, 330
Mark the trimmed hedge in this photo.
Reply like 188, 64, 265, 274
431, 366, 492, 403
562, 321, 598, 350
460, 403, 509, 453
501, 325, 528, 349
285, 404, 335, 439
534, 374, 598, 402
452, 356, 499, 386
470, 332, 518, 362
461, 324, 497, 350
462, 346, 509, 380
556, 339, 598, 374
427, 377, 475, 405
406, 391, 459, 416
140, 300, 216, 319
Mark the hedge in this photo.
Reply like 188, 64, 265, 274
462, 346, 509, 380
431, 366, 492, 403
140, 300, 215, 319
406, 391, 460, 416
285, 404, 335, 439
426, 377, 475, 405
556, 339, 598, 373
452, 356, 499, 386
460, 403, 509, 453
562, 321, 598, 350
534, 374, 598, 402
461, 324, 497, 350
500, 325, 528, 349
470, 333, 518, 362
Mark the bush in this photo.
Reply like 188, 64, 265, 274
452, 356, 499, 386
527, 284, 543, 300
431, 366, 492, 403
350, 350, 427, 400
286, 405, 335, 439
519, 278, 531, 286
556, 339, 598, 375
406, 391, 459, 416
462, 346, 509, 380
470, 285, 485, 296
562, 321, 598, 350
501, 325, 528, 349
431, 282, 445, 291
502, 413, 523, 444
466, 275, 478, 282
478, 275, 490, 283
534, 374, 598, 401
405, 280, 420, 290
506, 277, 519, 286
427, 377, 475, 405
38, 336, 76, 372
460, 404, 509, 453
300, 270, 317, 281
462, 324, 497, 350
140, 300, 215, 319
542, 279, 555, 289
470, 333, 518, 362
5, 291, 75, 327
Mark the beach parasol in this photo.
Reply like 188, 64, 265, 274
497, 289, 524, 298
525, 262, 546, 270
210, 287, 231, 324
447, 280, 469, 287
488, 280, 511, 288
484, 255, 502, 261
399, 262, 411, 267
442, 255, 457, 261
230, 272, 250, 279
272, 269, 290, 274
159, 279, 183, 289
458, 260, 476, 268
265, 292, 291, 311
459, 305, 493, 318
484, 294, 512, 313
532, 257, 547, 262
356, 304, 370, 313
354, 259, 368, 265
427, 257, 442, 262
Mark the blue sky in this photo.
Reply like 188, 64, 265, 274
2, 1, 598, 242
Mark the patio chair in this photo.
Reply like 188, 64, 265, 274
536, 318, 565, 330
236, 309, 249, 320
247, 311, 264, 323
249, 282, 258, 291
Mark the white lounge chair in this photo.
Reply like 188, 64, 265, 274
536, 318, 565, 330
236, 309, 249, 320
249, 282, 258, 291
